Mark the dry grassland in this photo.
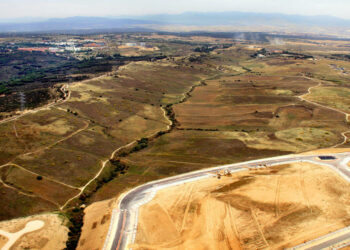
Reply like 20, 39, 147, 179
0, 56, 208, 219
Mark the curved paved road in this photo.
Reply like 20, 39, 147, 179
103, 153, 350, 250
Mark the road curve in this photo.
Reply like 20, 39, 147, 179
103, 153, 350, 250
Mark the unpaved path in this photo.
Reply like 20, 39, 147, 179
0, 84, 70, 126
21, 120, 90, 158
0, 220, 44, 250
0, 73, 110, 126
0, 119, 89, 207
299, 77, 350, 148
0, 163, 79, 190
61, 105, 174, 209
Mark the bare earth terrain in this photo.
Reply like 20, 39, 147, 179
1, 34, 350, 249
0, 213, 68, 250
77, 199, 116, 250
133, 162, 350, 249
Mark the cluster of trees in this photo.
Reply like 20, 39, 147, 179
0, 84, 8, 94
130, 138, 149, 153
65, 207, 84, 250
0, 50, 168, 96
194, 45, 218, 53
251, 48, 313, 60
65, 158, 129, 249
329, 54, 350, 61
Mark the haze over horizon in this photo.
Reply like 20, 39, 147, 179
0, 0, 349, 21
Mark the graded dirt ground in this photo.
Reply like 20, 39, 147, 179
0, 213, 68, 250
300, 148, 350, 155
133, 162, 350, 250
77, 198, 116, 250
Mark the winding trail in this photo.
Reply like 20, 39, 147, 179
0, 118, 89, 205
0, 84, 70, 126
0, 164, 67, 207
60, 105, 175, 209
0, 73, 112, 126
0, 176, 60, 208
60, 140, 141, 210
1, 67, 350, 218
60, 79, 207, 209
298, 77, 350, 148
21, 120, 90, 157
0, 69, 209, 213
62, 73, 350, 210
0, 72, 178, 211
0, 163, 79, 190
0, 178, 36, 198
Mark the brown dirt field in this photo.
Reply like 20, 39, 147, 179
133, 162, 350, 249
0, 235, 7, 249
14, 147, 102, 187
300, 148, 350, 155
1, 38, 350, 234
0, 183, 57, 221
0, 213, 68, 250
173, 71, 347, 151
124, 130, 290, 179
1, 165, 79, 206
0, 109, 85, 165
59, 129, 123, 158
78, 199, 116, 250
0, 55, 210, 219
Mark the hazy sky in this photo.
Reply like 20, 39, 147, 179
0, 0, 349, 19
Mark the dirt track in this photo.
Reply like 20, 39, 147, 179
299, 76, 350, 148
133, 162, 350, 249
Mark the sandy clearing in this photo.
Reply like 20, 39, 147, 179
133, 162, 350, 249
0, 213, 68, 250
77, 198, 116, 250
0, 234, 8, 249
300, 148, 350, 155
34, 119, 74, 135
0, 220, 44, 250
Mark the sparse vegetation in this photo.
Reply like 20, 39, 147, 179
1, 33, 350, 250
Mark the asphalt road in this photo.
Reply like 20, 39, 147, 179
104, 153, 350, 250
306, 232, 350, 250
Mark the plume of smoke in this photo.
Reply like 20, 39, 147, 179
19, 91, 26, 111
269, 37, 285, 45
233, 32, 246, 41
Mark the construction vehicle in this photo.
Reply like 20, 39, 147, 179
216, 169, 231, 179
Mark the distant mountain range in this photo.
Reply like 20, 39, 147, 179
141, 12, 350, 27
0, 17, 157, 33
1, 12, 350, 34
